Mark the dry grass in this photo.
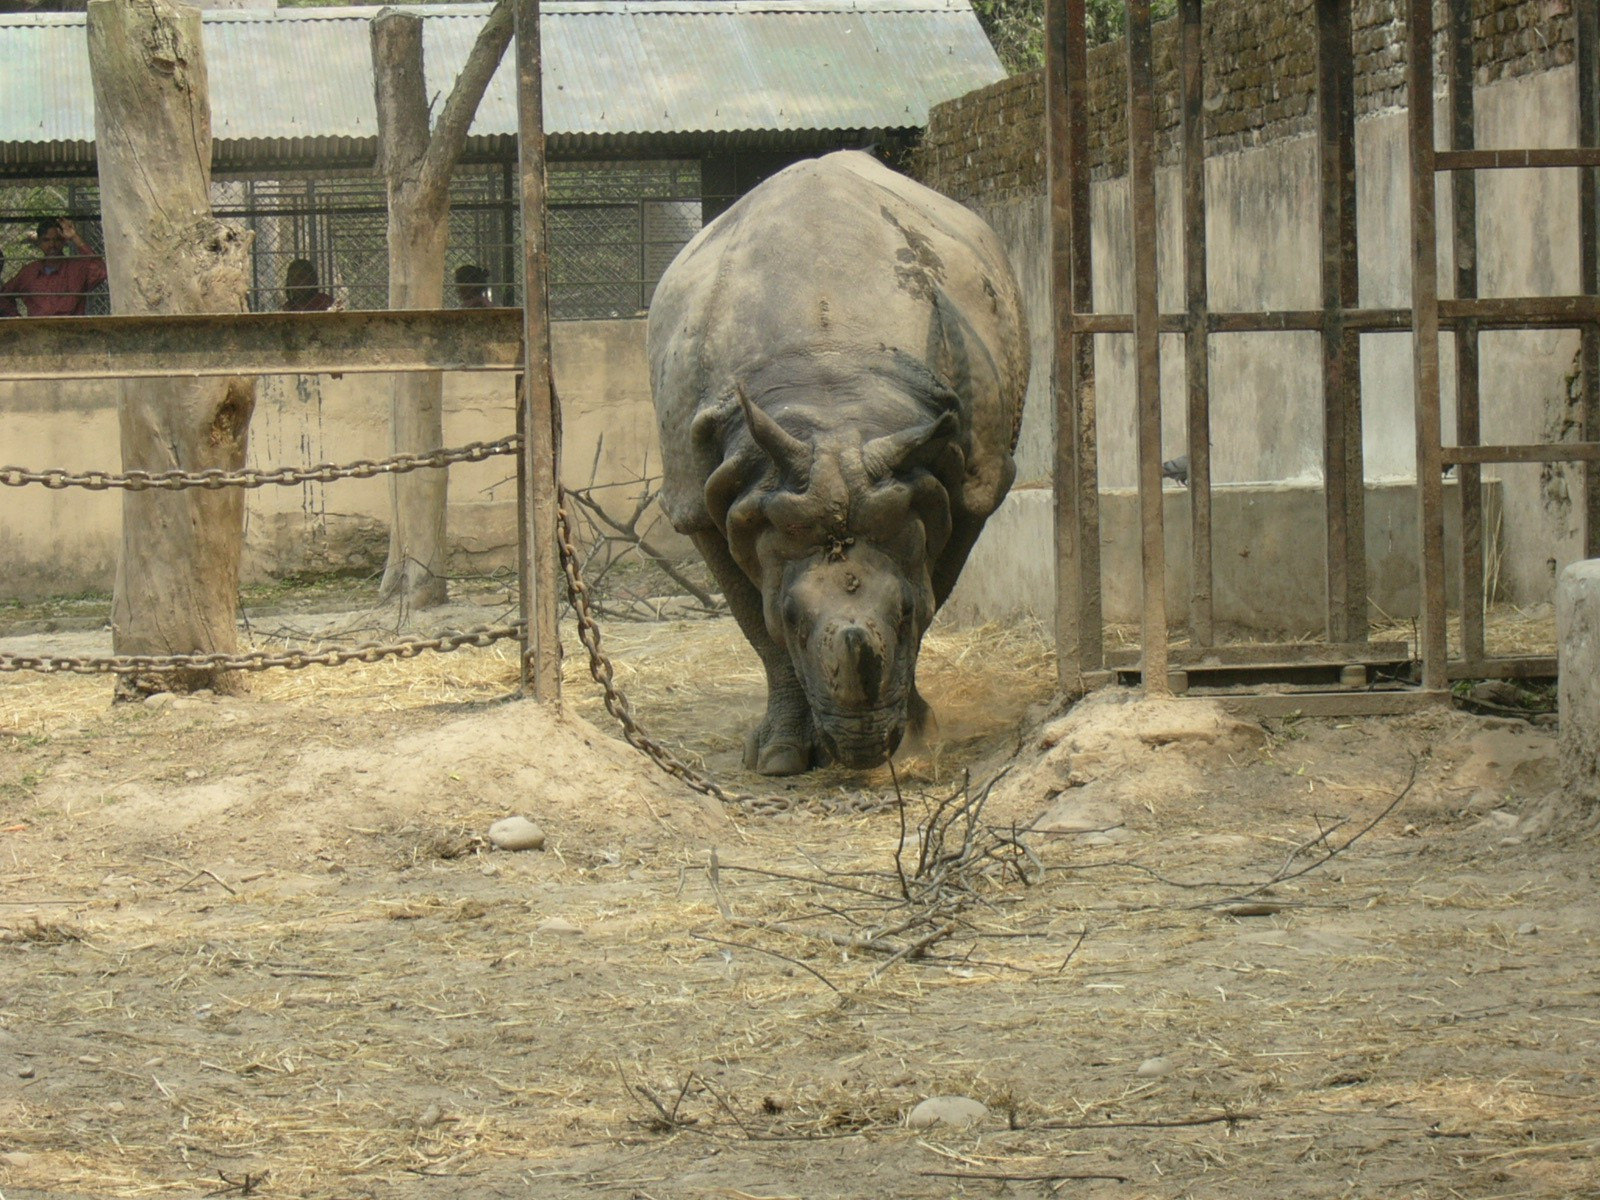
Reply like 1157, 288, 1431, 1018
0, 603, 1594, 1200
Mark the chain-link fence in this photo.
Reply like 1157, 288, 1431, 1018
0, 159, 706, 320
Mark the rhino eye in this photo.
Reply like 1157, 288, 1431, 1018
783, 596, 807, 644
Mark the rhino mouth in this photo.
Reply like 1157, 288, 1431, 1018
815, 710, 906, 769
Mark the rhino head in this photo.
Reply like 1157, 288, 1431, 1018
710, 388, 959, 769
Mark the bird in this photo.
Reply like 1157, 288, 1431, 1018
1161, 455, 1189, 487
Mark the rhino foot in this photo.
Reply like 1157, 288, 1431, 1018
746, 734, 811, 777
744, 707, 820, 776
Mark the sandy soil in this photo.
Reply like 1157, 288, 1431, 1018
0, 610, 1596, 1200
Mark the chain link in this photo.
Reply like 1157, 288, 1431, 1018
0, 437, 520, 493
554, 489, 763, 809
0, 625, 521, 677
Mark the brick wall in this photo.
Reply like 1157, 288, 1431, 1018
917, 0, 1579, 203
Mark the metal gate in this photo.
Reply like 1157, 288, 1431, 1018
1046, 0, 1599, 714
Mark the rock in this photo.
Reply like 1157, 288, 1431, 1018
487, 816, 546, 852
143, 692, 175, 710
1469, 680, 1524, 708
1136, 1056, 1173, 1078
907, 1095, 988, 1129
1035, 796, 1124, 836
537, 916, 584, 937
1516, 923, 1539, 936
1080, 830, 1129, 848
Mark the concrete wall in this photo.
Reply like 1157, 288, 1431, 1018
0, 319, 679, 601
945, 477, 1502, 634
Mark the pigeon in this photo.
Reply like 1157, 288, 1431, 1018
1161, 455, 1189, 486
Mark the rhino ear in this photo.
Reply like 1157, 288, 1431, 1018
736, 385, 812, 489
862, 410, 959, 482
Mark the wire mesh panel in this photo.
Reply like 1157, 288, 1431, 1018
548, 160, 702, 319
2, 159, 704, 321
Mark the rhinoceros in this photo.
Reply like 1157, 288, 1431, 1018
647, 151, 1029, 775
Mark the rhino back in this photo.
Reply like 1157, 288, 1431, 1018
648, 151, 1027, 534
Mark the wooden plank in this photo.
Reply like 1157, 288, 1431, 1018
514, 0, 561, 704
1444, 442, 1600, 464
1126, 0, 1169, 697
1407, 0, 1448, 694
1104, 641, 1411, 670
0, 308, 525, 382
1318, 0, 1365, 645
1069, 302, 1600, 337
1447, 656, 1558, 681
1047, 0, 1102, 689
1447, 0, 1485, 666
1436, 148, 1600, 170
1440, 295, 1600, 324
1215, 691, 1448, 718
1581, 0, 1600, 558
1180, 0, 1214, 648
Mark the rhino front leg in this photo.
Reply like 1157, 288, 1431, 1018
690, 531, 817, 775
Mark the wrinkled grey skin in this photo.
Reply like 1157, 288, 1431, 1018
648, 152, 1029, 775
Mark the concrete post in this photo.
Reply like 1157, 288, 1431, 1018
1557, 560, 1600, 812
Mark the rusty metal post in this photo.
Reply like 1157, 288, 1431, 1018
1317, 0, 1367, 645
514, 0, 562, 701
1127, 0, 1170, 694
1179, 0, 1213, 647
1407, 0, 1448, 692
1447, 0, 1485, 663
1048, 0, 1102, 690
1580, 0, 1600, 559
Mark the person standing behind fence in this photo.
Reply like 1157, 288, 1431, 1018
454, 263, 494, 308
281, 258, 335, 312
0, 218, 107, 317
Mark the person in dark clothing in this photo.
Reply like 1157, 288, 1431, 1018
455, 263, 493, 308
282, 258, 335, 312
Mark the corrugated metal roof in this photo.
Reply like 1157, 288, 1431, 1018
0, 1, 1003, 169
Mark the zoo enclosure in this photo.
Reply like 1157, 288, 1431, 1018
1045, 0, 1598, 710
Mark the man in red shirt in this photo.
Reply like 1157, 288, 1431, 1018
0, 218, 108, 317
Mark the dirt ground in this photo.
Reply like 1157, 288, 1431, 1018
1, 605, 1597, 1200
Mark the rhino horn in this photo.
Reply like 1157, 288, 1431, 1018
736, 385, 812, 488
862, 410, 959, 482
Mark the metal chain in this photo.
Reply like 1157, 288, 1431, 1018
0, 437, 520, 493
555, 488, 761, 809
0, 625, 520, 677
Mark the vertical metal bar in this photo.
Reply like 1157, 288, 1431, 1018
514, 0, 562, 701
1448, 0, 1485, 663
1318, 0, 1367, 645
1127, 0, 1169, 695
502, 159, 519, 307
1049, 0, 1102, 690
1179, 0, 1213, 647
1407, 0, 1448, 692
1580, 0, 1600, 558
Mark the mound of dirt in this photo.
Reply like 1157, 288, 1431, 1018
33, 694, 729, 874
987, 690, 1269, 833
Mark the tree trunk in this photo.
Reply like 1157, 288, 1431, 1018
88, 0, 256, 698
372, 3, 514, 611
